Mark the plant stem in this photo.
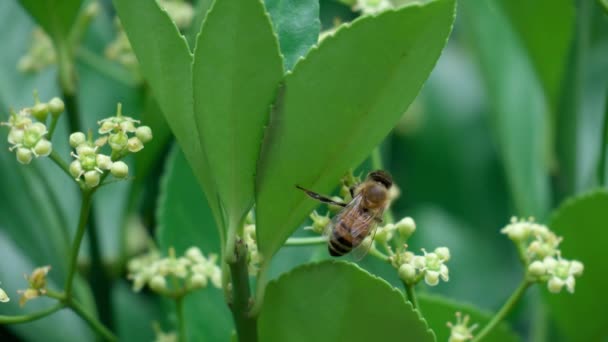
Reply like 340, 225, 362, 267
70, 298, 117, 341
56, 39, 80, 134
87, 206, 114, 329
47, 116, 60, 140
49, 150, 74, 181
228, 239, 257, 342
0, 303, 64, 324
598, 90, 608, 187
284, 236, 327, 246
176, 296, 186, 342
403, 282, 419, 310
472, 280, 531, 342
65, 190, 93, 297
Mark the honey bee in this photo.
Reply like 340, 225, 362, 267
296, 170, 393, 259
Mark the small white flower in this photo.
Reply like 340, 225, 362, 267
447, 312, 478, 342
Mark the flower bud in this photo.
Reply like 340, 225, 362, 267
96, 154, 113, 170
374, 224, 393, 244
8, 128, 24, 145
149, 275, 167, 292
528, 261, 546, 278
109, 131, 128, 151
547, 277, 564, 293
424, 270, 440, 286
398, 263, 416, 284
31, 103, 49, 121
135, 125, 153, 143
33, 139, 52, 156
127, 137, 144, 152
69, 132, 86, 148
435, 247, 450, 261
111, 161, 129, 178
48, 97, 64, 116
70, 160, 83, 178
396, 217, 416, 237
84, 170, 101, 188
189, 273, 208, 289
16, 148, 33, 164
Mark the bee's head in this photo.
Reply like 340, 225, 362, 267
368, 170, 393, 189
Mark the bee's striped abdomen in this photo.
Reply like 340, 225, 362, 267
328, 221, 354, 256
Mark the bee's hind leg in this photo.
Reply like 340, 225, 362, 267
295, 185, 347, 207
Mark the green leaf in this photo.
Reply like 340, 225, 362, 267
497, 0, 574, 108
18, 0, 83, 40
156, 144, 233, 341
192, 0, 283, 232
113, 0, 221, 225
259, 261, 434, 342
461, 0, 551, 217
255, 0, 455, 261
265, 0, 320, 70
418, 294, 520, 342
545, 190, 608, 341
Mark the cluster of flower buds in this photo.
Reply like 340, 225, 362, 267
17, 266, 51, 307
1, 93, 64, 164
127, 247, 221, 296
447, 312, 478, 342
501, 217, 584, 294
17, 28, 55, 73
243, 222, 263, 275
375, 216, 416, 246
0, 283, 9, 303
394, 246, 451, 287
97, 103, 152, 158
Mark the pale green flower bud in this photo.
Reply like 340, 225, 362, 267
109, 131, 128, 151
149, 275, 167, 292
528, 261, 546, 278
31, 103, 48, 121
33, 139, 51, 156
16, 147, 33, 164
96, 154, 113, 170
186, 247, 205, 263
547, 277, 564, 293
398, 263, 416, 284
111, 161, 129, 178
127, 137, 144, 152
374, 224, 394, 244
435, 247, 450, 261
84, 170, 101, 188
570, 260, 584, 276
8, 128, 24, 145
69, 132, 86, 148
0, 286, 9, 303
76, 144, 95, 156
48, 97, 64, 116
189, 273, 208, 289
69, 160, 83, 178
135, 125, 153, 143
396, 217, 416, 238
424, 270, 440, 286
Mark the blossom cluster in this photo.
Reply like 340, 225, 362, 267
394, 246, 451, 287
127, 247, 221, 295
501, 217, 584, 294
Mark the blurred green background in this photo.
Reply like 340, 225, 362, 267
1, 0, 607, 341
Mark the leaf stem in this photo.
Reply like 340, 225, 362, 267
65, 190, 93, 297
403, 281, 419, 310
176, 296, 186, 342
0, 303, 64, 324
228, 239, 258, 342
284, 236, 327, 246
472, 280, 531, 342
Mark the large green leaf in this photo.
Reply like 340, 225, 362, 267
17, 0, 83, 41
192, 0, 283, 233
259, 261, 434, 342
265, 0, 320, 70
156, 145, 233, 341
497, 0, 574, 109
255, 0, 455, 260
419, 294, 520, 342
461, 0, 551, 217
113, 0, 220, 225
545, 190, 608, 341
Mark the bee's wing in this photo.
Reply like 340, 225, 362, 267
350, 206, 386, 261
323, 194, 363, 239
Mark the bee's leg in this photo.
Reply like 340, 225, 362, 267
374, 217, 383, 224
295, 185, 347, 207
349, 186, 356, 199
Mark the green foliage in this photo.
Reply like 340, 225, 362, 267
265, 0, 320, 70
546, 190, 608, 341
18, 0, 83, 41
157, 145, 233, 341
255, 0, 456, 262
192, 0, 283, 234
419, 294, 520, 342
259, 261, 434, 342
